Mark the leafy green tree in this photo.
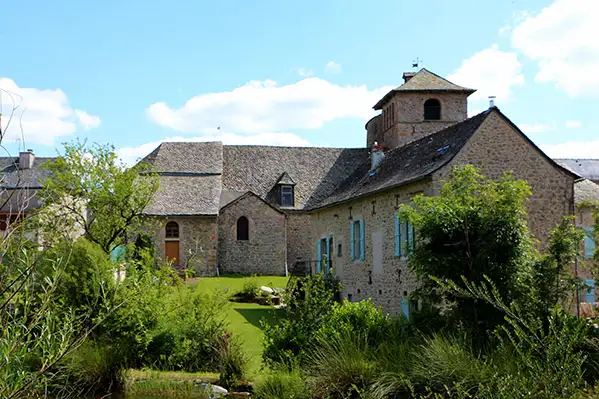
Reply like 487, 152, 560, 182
40, 140, 159, 254
399, 165, 536, 334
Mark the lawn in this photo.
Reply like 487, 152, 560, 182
188, 275, 289, 373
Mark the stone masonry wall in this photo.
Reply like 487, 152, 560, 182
380, 92, 470, 150
285, 212, 313, 273
311, 180, 432, 316
218, 194, 286, 275
153, 216, 218, 276
436, 111, 575, 246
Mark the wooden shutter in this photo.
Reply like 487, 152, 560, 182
350, 222, 355, 260
317, 240, 322, 273
584, 227, 595, 259
359, 220, 365, 260
394, 213, 401, 257
401, 297, 410, 320
407, 221, 414, 254
585, 279, 595, 304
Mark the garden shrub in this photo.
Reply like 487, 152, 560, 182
216, 336, 248, 389
262, 273, 340, 368
253, 368, 310, 399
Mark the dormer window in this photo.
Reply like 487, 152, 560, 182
280, 185, 294, 206
424, 99, 441, 120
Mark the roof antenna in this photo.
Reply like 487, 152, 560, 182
488, 96, 496, 108
412, 58, 421, 69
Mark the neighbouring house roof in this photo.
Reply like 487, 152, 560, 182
0, 156, 56, 213
313, 107, 578, 210
574, 179, 599, 205
141, 142, 369, 216
0, 157, 55, 189
374, 68, 476, 110
556, 159, 599, 182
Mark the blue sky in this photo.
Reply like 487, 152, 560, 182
1, 0, 597, 163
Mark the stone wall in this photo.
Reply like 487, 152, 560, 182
436, 111, 576, 245
378, 92, 470, 150
218, 194, 287, 275
152, 216, 218, 276
310, 180, 431, 316
285, 212, 313, 273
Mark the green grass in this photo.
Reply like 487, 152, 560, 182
188, 275, 289, 373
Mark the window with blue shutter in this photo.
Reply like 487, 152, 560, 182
316, 240, 322, 273
349, 222, 355, 260
359, 220, 365, 260
401, 297, 410, 320
407, 221, 415, 254
585, 279, 595, 304
394, 213, 401, 257
584, 227, 595, 259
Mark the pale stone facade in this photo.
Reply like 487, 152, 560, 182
218, 193, 287, 275
153, 216, 218, 276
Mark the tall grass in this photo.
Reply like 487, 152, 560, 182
253, 368, 310, 399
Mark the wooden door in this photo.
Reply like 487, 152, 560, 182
165, 241, 180, 265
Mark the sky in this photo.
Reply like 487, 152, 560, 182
0, 0, 598, 164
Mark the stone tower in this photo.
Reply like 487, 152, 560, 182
366, 68, 476, 149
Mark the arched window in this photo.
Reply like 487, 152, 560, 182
237, 217, 249, 241
165, 221, 179, 239
424, 99, 441, 120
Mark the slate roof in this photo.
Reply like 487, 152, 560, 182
143, 141, 223, 175
144, 175, 222, 216
141, 143, 369, 215
222, 146, 369, 210
313, 109, 493, 209
556, 159, 599, 182
574, 179, 599, 204
0, 156, 56, 213
374, 68, 476, 110
0, 157, 55, 188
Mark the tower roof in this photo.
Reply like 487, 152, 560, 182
374, 68, 476, 110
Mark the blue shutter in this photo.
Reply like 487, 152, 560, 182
325, 237, 330, 274
585, 279, 595, 304
359, 220, 365, 260
349, 222, 355, 260
394, 214, 401, 257
584, 227, 595, 259
401, 297, 410, 320
316, 240, 322, 273
407, 221, 414, 254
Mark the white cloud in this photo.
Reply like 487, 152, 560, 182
0, 78, 100, 146
519, 122, 555, 134
147, 78, 391, 134
325, 61, 342, 74
74, 110, 101, 130
294, 68, 314, 78
511, 0, 599, 97
566, 120, 582, 129
447, 44, 524, 109
541, 140, 599, 158
117, 132, 313, 166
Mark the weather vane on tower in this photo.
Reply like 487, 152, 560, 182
412, 58, 422, 69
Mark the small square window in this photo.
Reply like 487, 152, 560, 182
280, 185, 294, 206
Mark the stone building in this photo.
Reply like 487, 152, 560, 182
141, 68, 595, 316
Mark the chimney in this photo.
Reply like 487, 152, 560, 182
19, 149, 35, 170
488, 96, 496, 109
369, 142, 385, 175
402, 72, 416, 83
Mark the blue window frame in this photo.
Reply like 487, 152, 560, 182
350, 220, 365, 260
584, 227, 595, 259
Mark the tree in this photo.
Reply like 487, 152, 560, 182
399, 165, 537, 334
40, 140, 159, 254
